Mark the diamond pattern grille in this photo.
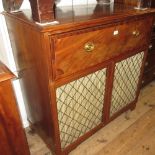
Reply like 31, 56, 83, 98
56, 68, 107, 149
110, 52, 144, 116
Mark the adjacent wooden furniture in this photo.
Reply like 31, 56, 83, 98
0, 61, 30, 155
142, 1, 155, 86
115, 0, 155, 87
4, 2, 155, 155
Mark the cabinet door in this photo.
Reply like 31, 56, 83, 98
56, 68, 107, 149
110, 52, 144, 117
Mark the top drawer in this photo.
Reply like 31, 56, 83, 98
54, 17, 153, 79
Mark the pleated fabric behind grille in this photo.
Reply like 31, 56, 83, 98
56, 68, 107, 149
110, 52, 144, 116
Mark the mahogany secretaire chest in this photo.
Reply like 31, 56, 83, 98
3, 2, 155, 155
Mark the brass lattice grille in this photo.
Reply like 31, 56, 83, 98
56, 68, 107, 149
110, 52, 144, 116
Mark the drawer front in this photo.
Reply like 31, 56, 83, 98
55, 17, 153, 79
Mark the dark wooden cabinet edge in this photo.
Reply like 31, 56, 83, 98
0, 61, 30, 155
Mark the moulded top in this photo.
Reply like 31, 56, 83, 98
3, 3, 155, 33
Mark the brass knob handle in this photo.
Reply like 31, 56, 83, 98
132, 30, 140, 37
149, 44, 153, 50
84, 42, 95, 52
145, 62, 148, 67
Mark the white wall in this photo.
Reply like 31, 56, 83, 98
0, 0, 29, 127
0, 28, 8, 65
20, 0, 97, 9
0, 0, 113, 128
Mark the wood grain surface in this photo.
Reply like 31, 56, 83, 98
0, 61, 30, 155
55, 17, 152, 79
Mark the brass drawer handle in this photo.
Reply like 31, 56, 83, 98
132, 31, 140, 37
84, 42, 95, 52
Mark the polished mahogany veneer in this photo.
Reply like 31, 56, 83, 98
4, 3, 155, 155
55, 17, 152, 79
0, 61, 30, 155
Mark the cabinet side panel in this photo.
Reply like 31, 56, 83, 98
4, 16, 54, 142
